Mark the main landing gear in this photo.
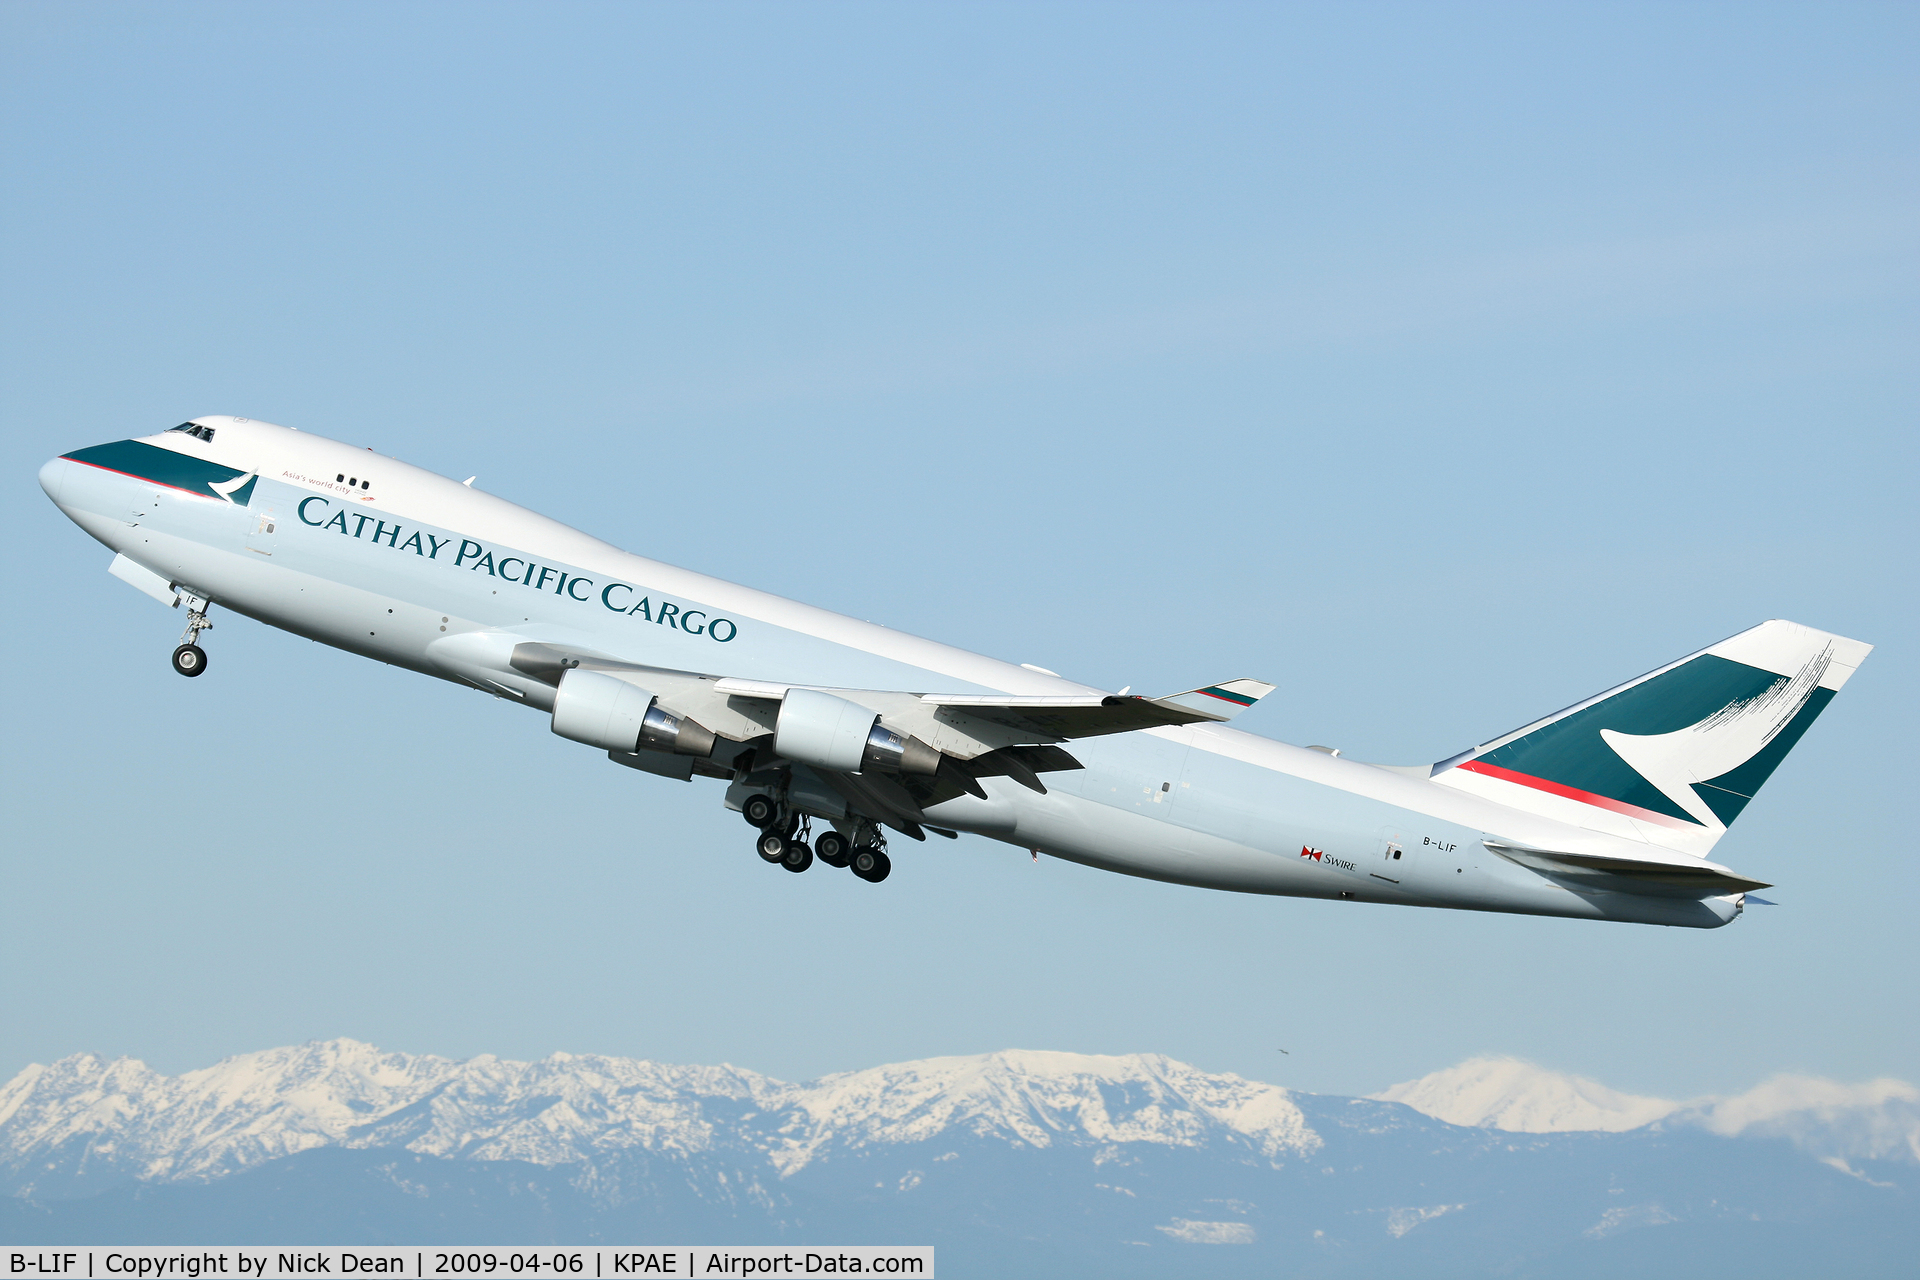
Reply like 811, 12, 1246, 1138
754, 819, 813, 872
742, 799, 890, 882
814, 830, 852, 868
813, 827, 892, 881
849, 845, 892, 883
171, 593, 214, 678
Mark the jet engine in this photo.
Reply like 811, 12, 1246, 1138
860, 721, 942, 776
551, 668, 714, 756
638, 701, 716, 757
775, 687, 939, 775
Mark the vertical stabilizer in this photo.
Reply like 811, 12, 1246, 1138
1430, 620, 1870, 857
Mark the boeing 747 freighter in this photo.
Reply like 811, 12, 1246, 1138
39, 417, 1871, 928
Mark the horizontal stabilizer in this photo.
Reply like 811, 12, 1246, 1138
1482, 840, 1771, 898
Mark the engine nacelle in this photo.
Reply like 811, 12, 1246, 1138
775, 687, 940, 775
551, 669, 713, 757
552, 669, 655, 752
775, 688, 876, 772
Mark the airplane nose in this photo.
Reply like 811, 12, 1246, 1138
38, 455, 70, 505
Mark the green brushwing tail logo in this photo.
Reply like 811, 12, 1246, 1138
1599, 647, 1833, 829
1462, 650, 1837, 829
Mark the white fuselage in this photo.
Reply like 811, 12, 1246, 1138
39, 418, 1743, 928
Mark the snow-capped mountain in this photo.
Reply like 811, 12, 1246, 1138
1369, 1056, 1681, 1132
2, 1043, 1914, 1279
1368, 1055, 1920, 1168
0, 1041, 1317, 1198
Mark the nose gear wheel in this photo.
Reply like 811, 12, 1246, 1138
171, 593, 214, 677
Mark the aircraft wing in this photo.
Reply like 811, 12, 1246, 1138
503, 640, 1274, 840
509, 641, 1273, 757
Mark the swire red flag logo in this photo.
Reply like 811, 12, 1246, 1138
1300, 846, 1323, 861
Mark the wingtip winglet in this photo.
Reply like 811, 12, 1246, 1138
1159, 678, 1277, 721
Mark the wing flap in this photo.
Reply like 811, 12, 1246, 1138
924, 678, 1274, 738
926, 694, 1191, 739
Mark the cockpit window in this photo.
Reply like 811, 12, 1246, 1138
168, 422, 216, 443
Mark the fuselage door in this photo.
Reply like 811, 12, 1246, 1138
246, 506, 278, 556
1374, 826, 1413, 884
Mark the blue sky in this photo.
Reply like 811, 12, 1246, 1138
2, 1, 1914, 1101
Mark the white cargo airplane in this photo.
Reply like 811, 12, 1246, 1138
40, 417, 1871, 928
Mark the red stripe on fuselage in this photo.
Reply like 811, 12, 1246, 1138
1455, 759, 1698, 830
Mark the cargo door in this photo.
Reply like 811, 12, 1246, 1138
1372, 825, 1416, 886
246, 505, 279, 556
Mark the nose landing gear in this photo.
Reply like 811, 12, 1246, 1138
171, 593, 214, 677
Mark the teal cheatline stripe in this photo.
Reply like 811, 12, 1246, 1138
1477, 654, 1789, 825
64, 439, 252, 502
1201, 686, 1257, 706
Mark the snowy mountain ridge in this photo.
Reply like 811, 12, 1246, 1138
4, 1042, 1914, 1275
4, 1041, 1914, 1207
0, 1040, 1319, 1196
1367, 1055, 1920, 1165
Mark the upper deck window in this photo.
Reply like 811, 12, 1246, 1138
168, 422, 216, 443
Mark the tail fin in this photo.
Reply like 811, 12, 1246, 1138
1431, 620, 1870, 856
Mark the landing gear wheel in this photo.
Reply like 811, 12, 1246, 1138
781, 841, 814, 873
171, 644, 208, 678
814, 831, 852, 868
851, 848, 892, 883
742, 794, 780, 829
756, 831, 789, 863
